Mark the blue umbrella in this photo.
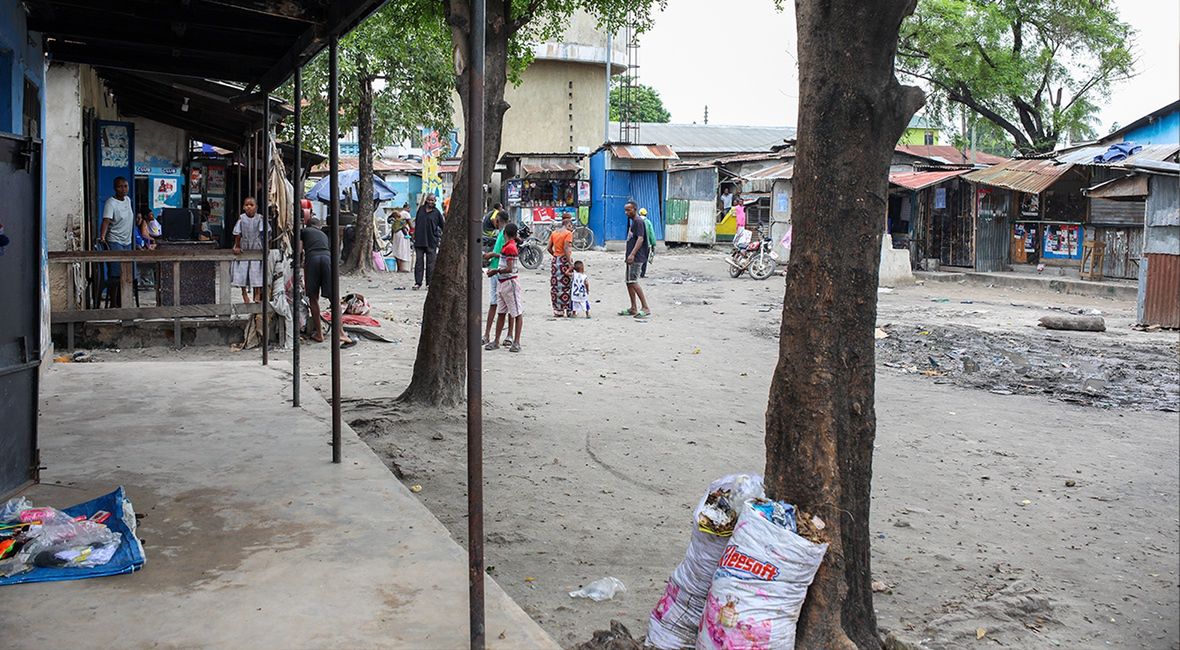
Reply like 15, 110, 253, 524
306, 169, 398, 203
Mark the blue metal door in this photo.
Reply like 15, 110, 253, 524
604, 170, 631, 242
0, 133, 41, 494
94, 120, 135, 234
630, 171, 664, 240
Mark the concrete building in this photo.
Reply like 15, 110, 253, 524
452, 11, 626, 159
900, 115, 942, 146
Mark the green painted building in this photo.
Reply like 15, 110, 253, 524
899, 116, 941, 146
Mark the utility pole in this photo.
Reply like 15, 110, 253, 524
704, 105, 709, 125
604, 30, 612, 143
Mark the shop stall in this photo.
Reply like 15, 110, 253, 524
499, 153, 588, 231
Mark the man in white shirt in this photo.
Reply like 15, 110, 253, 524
99, 176, 134, 250
99, 176, 134, 304
720, 186, 734, 212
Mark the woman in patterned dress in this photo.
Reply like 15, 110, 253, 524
547, 213, 574, 317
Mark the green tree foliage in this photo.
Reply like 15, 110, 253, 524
281, 2, 453, 273
610, 78, 672, 123
400, 1, 665, 405
898, 0, 1135, 154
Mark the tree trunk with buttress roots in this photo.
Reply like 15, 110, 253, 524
764, 1, 923, 648
398, 0, 509, 406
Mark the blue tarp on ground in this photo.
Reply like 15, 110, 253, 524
0, 487, 146, 586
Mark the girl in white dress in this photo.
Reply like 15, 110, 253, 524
232, 197, 264, 303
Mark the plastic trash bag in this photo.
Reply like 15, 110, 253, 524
0, 517, 123, 578
647, 475, 765, 650
697, 500, 828, 650
0, 497, 31, 523
570, 576, 627, 601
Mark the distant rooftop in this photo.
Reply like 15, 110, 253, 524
609, 122, 796, 155
908, 115, 938, 130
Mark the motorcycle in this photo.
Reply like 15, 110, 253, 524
726, 235, 776, 280
517, 224, 545, 270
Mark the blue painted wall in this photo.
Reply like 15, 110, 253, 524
589, 150, 668, 243
0, 0, 43, 136
1123, 110, 1179, 145
1, 0, 48, 360
589, 151, 607, 242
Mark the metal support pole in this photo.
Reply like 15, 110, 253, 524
604, 29, 612, 143
261, 100, 271, 366
467, 1, 487, 646
292, 68, 302, 407
329, 35, 343, 464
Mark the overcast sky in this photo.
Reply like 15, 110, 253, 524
639, 0, 1178, 135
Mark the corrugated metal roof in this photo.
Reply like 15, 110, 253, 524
965, 144, 1178, 194
895, 145, 1007, 166
609, 123, 795, 154
498, 152, 585, 163
312, 157, 420, 174
608, 144, 680, 160
520, 161, 582, 174
963, 158, 1073, 194
889, 169, 969, 190
744, 161, 794, 181
1056, 143, 1179, 166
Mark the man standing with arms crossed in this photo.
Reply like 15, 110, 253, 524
619, 201, 651, 319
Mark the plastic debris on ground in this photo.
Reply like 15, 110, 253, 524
697, 500, 828, 650
0, 487, 145, 586
570, 576, 626, 601
646, 474, 765, 650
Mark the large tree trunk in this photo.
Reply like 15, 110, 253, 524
397, 0, 510, 406
345, 67, 377, 274
764, 2, 923, 648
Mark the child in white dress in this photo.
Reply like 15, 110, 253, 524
571, 260, 591, 318
232, 197, 264, 303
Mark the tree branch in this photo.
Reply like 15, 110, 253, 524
509, 0, 543, 34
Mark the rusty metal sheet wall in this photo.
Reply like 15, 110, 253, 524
975, 187, 1012, 272
1091, 226, 1144, 279
1143, 253, 1180, 328
931, 181, 973, 267
1090, 198, 1146, 226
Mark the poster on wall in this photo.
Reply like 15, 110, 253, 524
100, 125, 130, 168
190, 166, 204, 191
934, 187, 947, 209
577, 180, 591, 203
152, 176, 179, 209
1042, 224, 1083, 259
774, 191, 789, 212
207, 197, 226, 226
532, 206, 556, 223
505, 179, 523, 205
207, 166, 226, 194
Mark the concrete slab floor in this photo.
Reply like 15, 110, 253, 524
0, 361, 556, 650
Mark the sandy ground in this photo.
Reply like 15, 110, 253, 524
95, 247, 1178, 649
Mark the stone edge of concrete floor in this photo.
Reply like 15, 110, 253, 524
914, 270, 1138, 300
11, 360, 558, 650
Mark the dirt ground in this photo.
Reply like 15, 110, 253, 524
100, 247, 1178, 649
